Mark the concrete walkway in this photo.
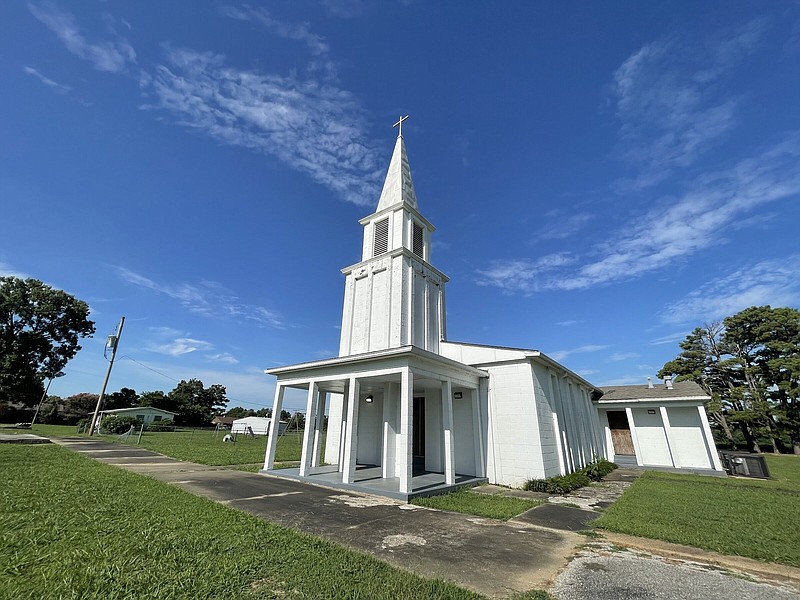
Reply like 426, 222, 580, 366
51, 437, 800, 599
52, 437, 580, 597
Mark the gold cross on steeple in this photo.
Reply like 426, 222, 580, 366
393, 115, 409, 138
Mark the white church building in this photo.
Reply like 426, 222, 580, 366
262, 122, 723, 500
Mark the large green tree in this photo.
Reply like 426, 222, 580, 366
0, 277, 95, 408
168, 379, 227, 426
660, 306, 800, 454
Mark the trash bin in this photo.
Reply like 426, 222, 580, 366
719, 451, 771, 479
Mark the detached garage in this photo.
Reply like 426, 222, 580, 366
596, 380, 723, 473
231, 416, 287, 436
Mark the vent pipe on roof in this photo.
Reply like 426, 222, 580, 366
664, 376, 673, 390
647, 376, 654, 389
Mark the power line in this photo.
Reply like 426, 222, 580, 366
118, 354, 274, 410
119, 355, 179, 383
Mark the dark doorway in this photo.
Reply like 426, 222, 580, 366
607, 410, 635, 456
413, 397, 425, 474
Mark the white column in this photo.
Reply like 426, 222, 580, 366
342, 377, 360, 484
338, 386, 349, 473
471, 386, 486, 478
441, 379, 455, 485
264, 384, 285, 470
399, 367, 414, 494
311, 390, 326, 468
698, 405, 724, 470
552, 412, 566, 476
382, 383, 397, 479
299, 382, 318, 476
659, 406, 678, 468
625, 407, 644, 466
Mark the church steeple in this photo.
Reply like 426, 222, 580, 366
376, 117, 418, 211
338, 117, 449, 357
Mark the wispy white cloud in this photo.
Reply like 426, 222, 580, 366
220, 5, 329, 58
115, 266, 285, 328
148, 337, 214, 357
555, 319, 579, 327
479, 132, 800, 294
650, 331, 689, 346
140, 45, 382, 206
612, 19, 769, 190
536, 211, 593, 241
0, 261, 30, 278
207, 352, 239, 365
28, 2, 136, 73
609, 352, 639, 362
23, 65, 71, 93
661, 255, 800, 325
475, 253, 575, 294
547, 344, 609, 362
29, 4, 381, 206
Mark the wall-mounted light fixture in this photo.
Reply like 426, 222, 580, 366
365, 395, 374, 403
453, 392, 463, 399
647, 409, 656, 414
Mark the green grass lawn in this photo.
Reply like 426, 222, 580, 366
0, 443, 483, 600
123, 429, 306, 466
412, 489, 542, 520
593, 454, 800, 567
14, 424, 305, 467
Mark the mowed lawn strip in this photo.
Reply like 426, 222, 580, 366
17, 424, 304, 467
412, 489, 542, 520
0, 444, 482, 600
593, 455, 800, 567
119, 429, 305, 466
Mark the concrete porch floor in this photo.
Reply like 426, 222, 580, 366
261, 463, 487, 501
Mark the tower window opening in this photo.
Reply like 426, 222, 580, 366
412, 221, 424, 258
373, 218, 389, 256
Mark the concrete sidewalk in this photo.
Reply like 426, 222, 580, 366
51, 437, 800, 599
52, 437, 580, 597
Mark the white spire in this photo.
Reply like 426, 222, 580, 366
376, 117, 418, 211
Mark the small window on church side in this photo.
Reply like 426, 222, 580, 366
412, 221, 424, 258
373, 218, 389, 256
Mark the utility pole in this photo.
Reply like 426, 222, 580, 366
30, 374, 61, 426
88, 316, 125, 436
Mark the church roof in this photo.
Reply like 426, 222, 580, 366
375, 134, 418, 211
598, 380, 708, 401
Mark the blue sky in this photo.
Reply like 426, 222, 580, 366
2, 2, 799, 413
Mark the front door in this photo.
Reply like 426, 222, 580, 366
413, 397, 425, 474
607, 410, 635, 456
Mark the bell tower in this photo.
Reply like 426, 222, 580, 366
339, 117, 448, 356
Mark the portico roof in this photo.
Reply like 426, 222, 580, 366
265, 345, 488, 392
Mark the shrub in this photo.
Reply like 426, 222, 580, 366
582, 457, 617, 482
146, 419, 175, 432
523, 479, 550, 493
101, 415, 141, 434
523, 472, 591, 494
522, 457, 617, 494
548, 473, 592, 494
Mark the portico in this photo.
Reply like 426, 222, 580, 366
263, 345, 488, 500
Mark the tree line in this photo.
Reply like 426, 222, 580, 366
32, 379, 229, 427
659, 305, 800, 454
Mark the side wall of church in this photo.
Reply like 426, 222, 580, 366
538, 364, 606, 475
483, 362, 545, 487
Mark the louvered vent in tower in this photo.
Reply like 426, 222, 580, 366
373, 218, 389, 256
412, 221, 424, 258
